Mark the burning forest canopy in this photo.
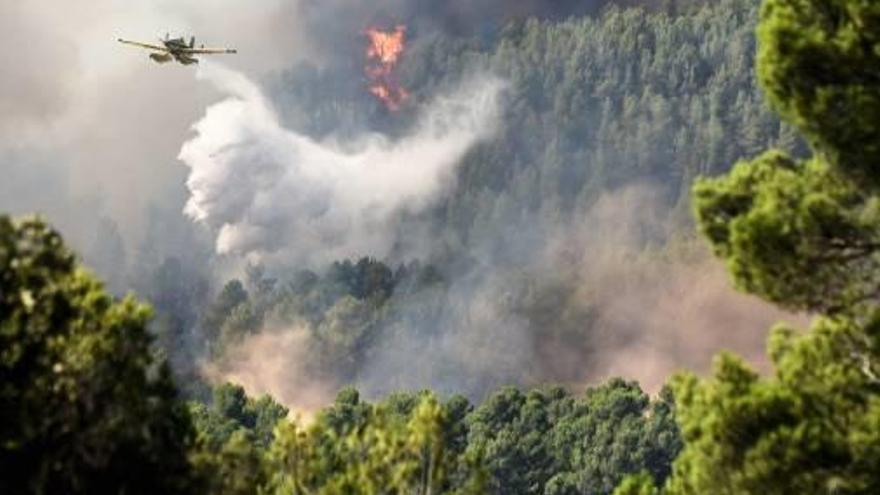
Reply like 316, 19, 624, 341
364, 25, 409, 111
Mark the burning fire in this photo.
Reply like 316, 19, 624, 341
364, 25, 409, 111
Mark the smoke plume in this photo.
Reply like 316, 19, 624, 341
2, 0, 799, 411
355, 186, 802, 397
181, 63, 503, 265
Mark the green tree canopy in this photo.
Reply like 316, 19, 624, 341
0, 216, 198, 494
653, 0, 880, 493
666, 316, 880, 494
693, 152, 880, 314
756, 0, 880, 185
263, 392, 486, 495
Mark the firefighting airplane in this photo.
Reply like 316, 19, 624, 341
117, 34, 237, 65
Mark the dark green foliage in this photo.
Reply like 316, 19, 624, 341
693, 152, 880, 314
756, 0, 880, 186
467, 387, 564, 494
328, 258, 396, 301
0, 216, 198, 494
190, 383, 288, 450
668, 0, 880, 492
120, 372, 681, 495
189, 384, 288, 494
264, 391, 486, 495
190, 383, 679, 495
467, 381, 680, 495
691, 0, 880, 316
431, 0, 791, 240
198, 430, 268, 495
666, 316, 880, 494
316, 386, 373, 435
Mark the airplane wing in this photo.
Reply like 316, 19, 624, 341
181, 47, 238, 55
118, 38, 168, 51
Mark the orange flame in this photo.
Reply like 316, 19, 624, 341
364, 25, 409, 111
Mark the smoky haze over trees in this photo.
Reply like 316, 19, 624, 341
7, 0, 879, 492
195, 0, 800, 402
0, 0, 791, 406
0, 213, 681, 492
6, 0, 803, 402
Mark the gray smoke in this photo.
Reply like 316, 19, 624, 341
2, 0, 794, 411
209, 185, 802, 409
181, 62, 503, 265
293, 0, 611, 60
354, 185, 802, 397
201, 325, 339, 418
0, 0, 653, 267
0, 0, 307, 262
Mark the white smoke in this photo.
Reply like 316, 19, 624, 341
180, 63, 503, 264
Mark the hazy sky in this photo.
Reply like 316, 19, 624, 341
0, 0, 608, 240
0, 0, 309, 242
0, 0, 798, 404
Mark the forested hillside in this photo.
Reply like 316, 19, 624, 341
179, 0, 799, 401
274, 0, 801, 249
6, 0, 880, 493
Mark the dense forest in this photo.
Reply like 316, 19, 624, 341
4, 0, 880, 493
275, 0, 800, 225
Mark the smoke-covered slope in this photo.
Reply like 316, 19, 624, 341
184, 0, 802, 405
271, 0, 801, 262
